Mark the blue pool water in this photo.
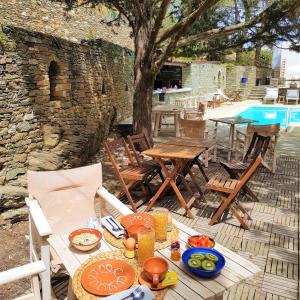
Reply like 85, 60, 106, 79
235, 106, 300, 128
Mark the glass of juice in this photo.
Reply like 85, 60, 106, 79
137, 227, 155, 265
153, 208, 168, 242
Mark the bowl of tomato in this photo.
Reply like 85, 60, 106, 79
188, 235, 215, 248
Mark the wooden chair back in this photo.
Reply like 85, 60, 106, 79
178, 118, 207, 139
246, 123, 280, 138
184, 109, 204, 120
238, 154, 262, 191
27, 163, 102, 234
127, 133, 152, 166
243, 133, 271, 162
104, 138, 135, 169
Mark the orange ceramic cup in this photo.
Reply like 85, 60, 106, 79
143, 256, 169, 286
127, 225, 147, 241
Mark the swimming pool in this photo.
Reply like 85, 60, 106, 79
235, 106, 300, 128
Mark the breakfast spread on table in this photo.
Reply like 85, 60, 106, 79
70, 212, 226, 298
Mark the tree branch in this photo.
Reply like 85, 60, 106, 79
176, 0, 298, 47
145, 0, 171, 59
99, 0, 135, 29
155, 0, 221, 46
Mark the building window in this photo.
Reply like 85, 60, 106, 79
48, 61, 60, 101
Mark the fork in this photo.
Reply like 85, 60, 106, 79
107, 218, 119, 232
109, 217, 123, 231
121, 287, 144, 300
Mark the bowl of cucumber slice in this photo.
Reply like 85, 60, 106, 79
182, 248, 225, 278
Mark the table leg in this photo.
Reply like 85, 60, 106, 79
169, 180, 193, 218
214, 121, 219, 138
145, 158, 178, 211
228, 124, 234, 161
154, 112, 161, 137
175, 112, 180, 137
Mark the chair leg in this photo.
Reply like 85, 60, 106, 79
41, 238, 51, 300
122, 181, 138, 212
204, 150, 209, 168
195, 159, 209, 182
229, 205, 250, 230
209, 196, 230, 225
213, 146, 217, 162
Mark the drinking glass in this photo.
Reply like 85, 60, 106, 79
153, 208, 168, 242
137, 227, 155, 266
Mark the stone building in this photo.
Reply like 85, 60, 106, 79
0, 0, 134, 220
153, 61, 227, 105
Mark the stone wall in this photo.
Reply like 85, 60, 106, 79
0, 26, 134, 220
0, 0, 133, 50
183, 62, 227, 101
226, 65, 256, 99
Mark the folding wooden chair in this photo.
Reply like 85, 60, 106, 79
220, 133, 270, 201
127, 133, 164, 182
104, 138, 157, 212
206, 154, 263, 230
236, 123, 280, 172
178, 118, 217, 167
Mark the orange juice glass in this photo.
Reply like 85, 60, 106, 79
153, 208, 168, 242
137, 227, 155, 265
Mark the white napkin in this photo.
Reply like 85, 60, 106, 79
101, 216, 125, 238
104, 285, 154, 300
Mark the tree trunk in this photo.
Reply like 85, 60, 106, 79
132, 70, 154, 139
254, 46, 262, 67
132, 24, 155, 139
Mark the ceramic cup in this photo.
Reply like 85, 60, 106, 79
143, 256, 169, 286
126, 224, 147, 241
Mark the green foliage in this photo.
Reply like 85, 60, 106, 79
235, 49, 272, 67
259, 50, 272, 67
224, 63, 236, 70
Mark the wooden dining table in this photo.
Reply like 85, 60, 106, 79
209, 117, 257, 161
143, 144, 206, 218
48, 217, 261, 300
162, 137, 216, 182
